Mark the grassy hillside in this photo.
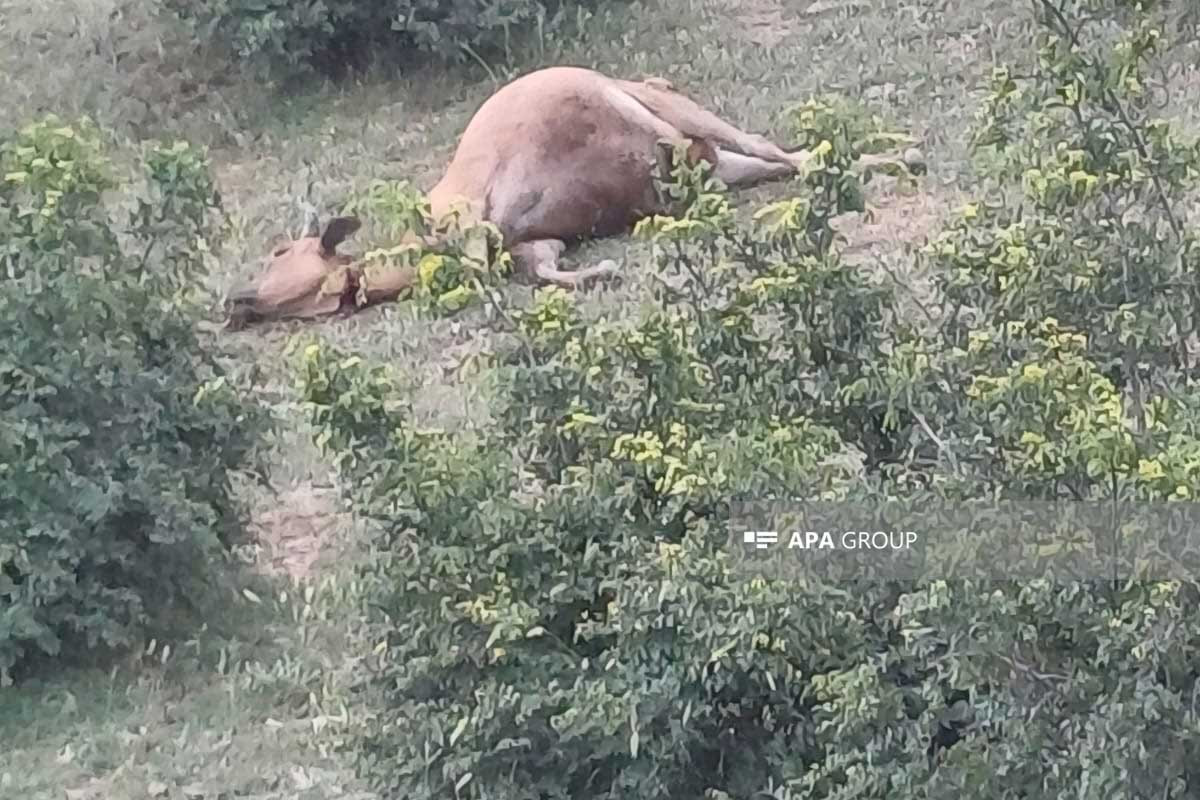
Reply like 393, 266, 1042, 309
3, 0, 1199, 797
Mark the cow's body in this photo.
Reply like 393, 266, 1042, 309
430, 66, 802, 246
226, 66, 825, 327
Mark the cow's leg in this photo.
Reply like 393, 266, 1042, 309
710, 148, 797, 187
617, 80, 807, 169
512, 239, 620, 288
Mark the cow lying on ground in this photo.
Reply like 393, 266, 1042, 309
225, 66, 911, 329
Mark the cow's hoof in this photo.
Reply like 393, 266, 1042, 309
787, 149, 816, 174
224, 308, 251, 331
903, 147, 928, 175
596, 259, 621, 278
590, 259, 622, 286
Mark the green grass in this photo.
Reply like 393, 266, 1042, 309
4, 0, 1172, 795
0, 552, 377, 798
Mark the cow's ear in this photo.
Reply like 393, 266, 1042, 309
321, 216, 361, 253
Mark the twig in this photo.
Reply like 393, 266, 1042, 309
912, 409, 962, 478
998, 651, 1070, 685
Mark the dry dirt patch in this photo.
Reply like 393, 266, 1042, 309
247, 483, 345, 580
729, 0, 794, 47
836, 177, 959, 260
723, 0, 867, 46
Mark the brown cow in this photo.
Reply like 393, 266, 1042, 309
225, 66, 908, 328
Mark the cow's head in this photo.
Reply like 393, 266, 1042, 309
224, 211, 363, 330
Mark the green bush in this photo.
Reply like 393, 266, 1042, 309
166, 0, 596, 75
0, 118, 269, 683
295, 116, 903, 798
293, 2, 1200, 796
869, 0, 1200, 502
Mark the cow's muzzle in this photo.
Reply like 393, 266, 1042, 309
223, 284, 262, 331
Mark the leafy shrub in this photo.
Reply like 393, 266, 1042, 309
870, 0, 1200, 502
294, 2, 1200, 796
166, 0, 596, 75
0, 118, 269, 683
343, 179, 514, 315
295, 109, 905, 798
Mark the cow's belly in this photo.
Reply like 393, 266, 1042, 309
483, 87, 677, 243
492, 149, 659, 243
